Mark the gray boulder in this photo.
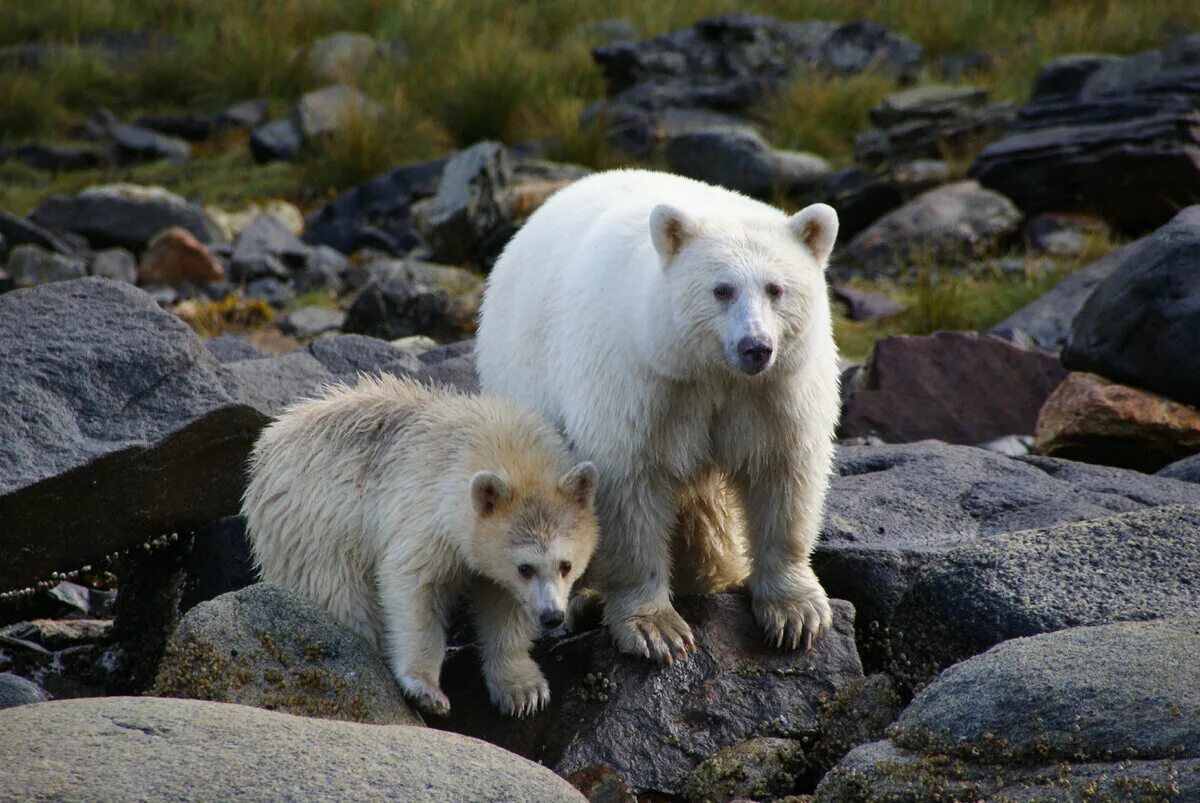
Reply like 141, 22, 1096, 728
839, 180, 1021, 275
249, 118, 303, 163
1160, 453, 1200, 484
0, 696, 586, 802
29, 184, 225, 252
109, 122, 191, 164
344, 260, 482, 342
303, 332, 423, 380
889, 505, 1200, 685
814, 442, 1200, 632
279, 305, 345, 339
1063, 205, 1200, 407
5, 243, 87, 287
204, 334, 265, 364
0, 210, 85, 256
821, 160, 950, 241
413, 141, 512, 265
293, 84, 382, 143
155, 584, 420, 725
0, 279, 268, 591
222, 351, 336, 416
88, 247, 137, 283
664, 127, 829, 201
0, 673, 49, 710
816, 619, 1200, 801
440, 594, 863, 796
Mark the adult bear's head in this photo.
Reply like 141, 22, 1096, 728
649, 201, 839, 379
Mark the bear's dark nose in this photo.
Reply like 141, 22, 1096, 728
737, 336, 773, 375
540, 610, 565, 629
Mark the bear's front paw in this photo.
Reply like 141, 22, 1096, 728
399, 673, 451, 716
486, 663, 550, 718
753, 586, 833, 651
609, 604, 696, 664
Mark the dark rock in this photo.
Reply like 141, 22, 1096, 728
89, 248, 137, 283
280, 306, 346, 339
204, 334, 265, 364
245, 277, 294, 309
179, 516, 255, 613
853, 85, 1013, 168
838, 331, 1066, 444
664, 127, 829, 201
132, 113, 213, 143
440, 594, 862, 797
295, 245, 348, 294
1063, 205, 1200, 407
991, 236, 1142, 351
47, 580, 114, 618
109, 123, 191, 164
821, 160, 950, 242
109, 536, 190, 694
1159, 453, 1200, 484
303, 333, 422, 381
213, 99, 268, 132
0, 279, 269, 590
293, 84, 382, 143
344, 260, 482, 341
839, 180, 1021, 275
1034, 372, 1200, 472
304, 157, 447, 255
155, 583, 420, 725
970, 39, 1200, 233
0, 673, 49, 710
830, 285, 903, 322
0, 697, 585, 801
817, 618, 1200, 801
890, 505, 1200, 686
0, 210, 85, 257
232, 213, 307, 265
413, 142, 512, 266
682, 737, 806, 802
11, 143, 106, 172
814, 442, 1200, 633
417, 353, 479, 394
1024, 211, 1108, 257
29, 184, 225, 252
5, 244, 87, 287
223, 351, 334, 416
807, 674, 902, 781
249, 119, 303, 163
418, 338, 475, 365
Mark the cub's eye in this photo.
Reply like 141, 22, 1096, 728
713, 284, 734, 301
518, 564, 534, 579
765, 282, 784, 301
559, 561, 572, 577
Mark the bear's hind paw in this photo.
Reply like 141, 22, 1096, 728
488, 673, 550, 718
400, 674, 451, 716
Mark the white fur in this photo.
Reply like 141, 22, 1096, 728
242, 375, 598, 717
476, 169, 841, 661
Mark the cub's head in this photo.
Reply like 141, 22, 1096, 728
649, 201, 839, 378
468, 462, 599, 630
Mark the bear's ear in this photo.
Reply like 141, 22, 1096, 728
649, 204, 698, 262
788, 203, 839, 266
470, 471, 512, 517
559, 461, 598, 509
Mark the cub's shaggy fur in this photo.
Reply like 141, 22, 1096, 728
242, 374, 598, 717
477, 169, 841, 663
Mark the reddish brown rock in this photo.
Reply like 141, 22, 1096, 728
839, 331, 1067, 444
1034, 372, 1200, 471
139, 227, 225, 285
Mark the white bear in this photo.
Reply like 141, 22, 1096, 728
242, 374, 599, 717
476, 169, 840, 663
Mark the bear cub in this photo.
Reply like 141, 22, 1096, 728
242, 374, 599, 717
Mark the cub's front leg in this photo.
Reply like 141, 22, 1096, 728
470, 577, 548, 717
377, 557, 452, 715
735, 459, 833, 650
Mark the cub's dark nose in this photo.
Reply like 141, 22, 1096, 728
540, 610, 565, 629
737, 336, 773, 375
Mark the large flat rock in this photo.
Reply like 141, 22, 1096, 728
0, 279, 269, 590
0, 697, 585, 802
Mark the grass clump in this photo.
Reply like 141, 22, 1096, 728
175, 293, 274, 338
767, 71, 896, 162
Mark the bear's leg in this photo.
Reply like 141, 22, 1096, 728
595, 479, 696, 663
735, 465, 833, 650
377, 561, 452, 716
470, 577, 549, 718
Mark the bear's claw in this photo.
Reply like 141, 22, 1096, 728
752, 588, 833, 651
611, 606, 696, 664
488, 672, 550, 718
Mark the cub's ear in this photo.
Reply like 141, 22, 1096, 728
470, 471, 512, 517
559, 461, 598, 509
649, 204, 698, 262
788, 203, 839, 266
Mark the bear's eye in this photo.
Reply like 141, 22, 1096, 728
765, 282, 784, 301
713, 283, 734, 301
518, 564, 535, 579
559, 561, 572, 577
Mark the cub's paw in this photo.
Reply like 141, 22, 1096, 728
609, 604, 696, 664
752, 587, 833, 651
487, 663, 550, 718
399, 673, 451, 716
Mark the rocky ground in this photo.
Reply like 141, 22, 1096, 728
2, 12, 1200, 803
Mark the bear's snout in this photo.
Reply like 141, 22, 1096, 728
540, 609, 565, 629
736, 336, 774, 375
